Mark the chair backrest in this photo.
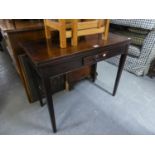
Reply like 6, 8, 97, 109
111, 19, 155, 30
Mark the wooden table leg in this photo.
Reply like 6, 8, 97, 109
91, 63, 98, 82
42, 78, 57, 133
113, 53, 127, 96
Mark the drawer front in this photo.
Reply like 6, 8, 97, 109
83, 50, 108, 65
83, 45, 125, 65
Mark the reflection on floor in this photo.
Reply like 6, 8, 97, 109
0, 51, 155, 135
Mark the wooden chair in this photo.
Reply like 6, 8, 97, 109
44, 19, 110, 48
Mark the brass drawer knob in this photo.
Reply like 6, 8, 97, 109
102, 53, 107, 57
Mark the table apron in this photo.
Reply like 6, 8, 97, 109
37, 44, 128, 78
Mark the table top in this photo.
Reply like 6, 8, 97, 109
20, 33, 131, 66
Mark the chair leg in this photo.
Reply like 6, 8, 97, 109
45, 26, 51, 39
71, 20, 78, 46
44, 20, 51, 39
59, 20, 67, 48
103, 19, 110, 40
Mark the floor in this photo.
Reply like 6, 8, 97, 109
0, 51, 155, 135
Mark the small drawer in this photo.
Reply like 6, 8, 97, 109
83, 45, 125, 65
83, 51, 108, 65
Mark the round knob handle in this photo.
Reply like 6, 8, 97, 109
102, 53, 106, 57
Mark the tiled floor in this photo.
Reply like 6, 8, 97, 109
0, 51, 155, 134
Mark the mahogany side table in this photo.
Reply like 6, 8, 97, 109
20, 33, 131, 133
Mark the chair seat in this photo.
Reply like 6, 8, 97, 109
128, 45, 141, 58
114, 30, 147, 46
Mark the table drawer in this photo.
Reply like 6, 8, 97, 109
83, 51, 107, 65
83, 45, 125, 65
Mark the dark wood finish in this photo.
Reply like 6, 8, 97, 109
0, 20, 95, 103
0, 19, 43, 33
42, 77, 57, 133
20, 33, 131, 132
112, 53, 127, 96
27, 58, 45, 107
0, 19, 45, 102
91, 64, 97, 82
66, 66, 92, 90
